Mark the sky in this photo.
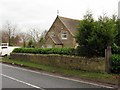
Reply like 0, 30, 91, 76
0, 0, 120, 33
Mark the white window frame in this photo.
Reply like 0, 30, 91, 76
61, 31, 67, 40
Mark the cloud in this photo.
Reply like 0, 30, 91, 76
0, 0, 119, 33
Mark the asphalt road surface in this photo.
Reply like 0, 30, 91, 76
1, 63, 114, 90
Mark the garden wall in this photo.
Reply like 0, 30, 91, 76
10, 53, 106, 73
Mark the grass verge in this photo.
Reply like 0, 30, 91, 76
1, 57, 118, 85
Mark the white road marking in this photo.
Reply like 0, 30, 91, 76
1, 74, 45, 90
2, 63, 114, 89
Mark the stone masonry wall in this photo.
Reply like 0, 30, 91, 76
10, 53, 105, 73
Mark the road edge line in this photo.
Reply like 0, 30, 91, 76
1, 74, 45, 90
2, 63, 114, 89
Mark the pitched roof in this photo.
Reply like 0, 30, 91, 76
50, 35, 63, 45
58, 16, 80, 36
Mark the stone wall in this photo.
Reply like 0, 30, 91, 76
10, 53, 105, 73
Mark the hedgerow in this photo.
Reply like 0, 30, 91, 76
112, 43, 120, 54
12, 48, 75, 55
13, 47, 120, 74
111, 54, 120, 74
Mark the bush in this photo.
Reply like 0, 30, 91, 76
111, 54, 120, 74
12, 48, 75, 55
112, 43, 120, 54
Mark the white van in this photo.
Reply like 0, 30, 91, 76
0, 43, 20, 56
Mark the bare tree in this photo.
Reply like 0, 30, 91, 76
2, 21, 18, 46
29, 27, 41, 47
41, 30, 47, 38
1, 30, 9, 43
19, 32, 31, 47
11, 35, 21, 46
29, 28, 41, 43
39, 30, 48, 47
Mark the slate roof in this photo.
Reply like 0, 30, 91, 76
58, 16, 80, 36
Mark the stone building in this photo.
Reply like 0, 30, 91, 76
44, 15, 80, 48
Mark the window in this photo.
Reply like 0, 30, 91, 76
61, 32, 67, 40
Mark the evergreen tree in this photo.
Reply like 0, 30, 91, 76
115, 19, 120, 46
76, 12, 117, 57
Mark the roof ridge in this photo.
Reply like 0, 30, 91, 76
58, 16, 80, 21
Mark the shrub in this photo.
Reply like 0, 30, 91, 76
111, 54, 120, 74
112, 43, 120, 54
12, 48, 75, 55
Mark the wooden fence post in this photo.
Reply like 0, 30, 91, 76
105, 46, 112, 73
118, 75, 120, 90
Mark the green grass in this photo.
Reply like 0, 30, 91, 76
1, 57, 118, 85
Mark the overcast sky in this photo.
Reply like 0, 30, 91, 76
0, 0, 119, 33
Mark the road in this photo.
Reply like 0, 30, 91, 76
1, 63, 114, 90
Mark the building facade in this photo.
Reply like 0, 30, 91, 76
44, 15, 80, 48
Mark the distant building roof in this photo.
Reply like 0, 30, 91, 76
58, 16, 80, 36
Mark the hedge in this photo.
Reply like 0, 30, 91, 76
112, 43, 120, 54
12, 48, 120, 74
12, 48, 75, 55
111, 54, 120, 74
